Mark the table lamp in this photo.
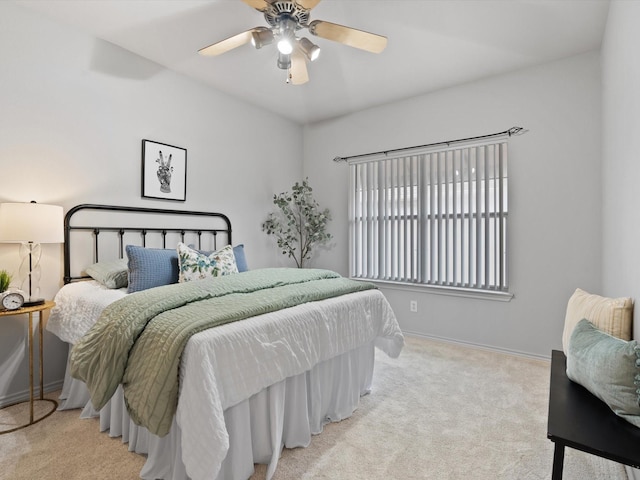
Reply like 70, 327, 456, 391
0, 201, 64, 306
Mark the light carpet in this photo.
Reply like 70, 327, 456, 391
0, 336, 629, 479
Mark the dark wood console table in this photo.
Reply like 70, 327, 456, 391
547, 349, 640, 479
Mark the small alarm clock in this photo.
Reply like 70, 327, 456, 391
0, 288, 26, 311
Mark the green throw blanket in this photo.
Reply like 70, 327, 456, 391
70, 268, 375, 437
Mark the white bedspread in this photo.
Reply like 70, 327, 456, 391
48, 281, 404, 480
179, 289, 402, 480
47, 280, 126, 344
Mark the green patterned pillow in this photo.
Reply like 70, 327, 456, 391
177, 242, 238, 282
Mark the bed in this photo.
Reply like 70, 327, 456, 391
47, 204, 404, 480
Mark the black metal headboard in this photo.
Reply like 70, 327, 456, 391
64, 204, 232, 283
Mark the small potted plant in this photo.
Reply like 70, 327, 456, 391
0, 270, 12, 294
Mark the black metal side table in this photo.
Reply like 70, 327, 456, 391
547, 349, 640, 479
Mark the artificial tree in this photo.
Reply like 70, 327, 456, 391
262, 178, 332, 268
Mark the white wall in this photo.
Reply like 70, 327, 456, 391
0, 1, 609, 404
304, 52, 602, 359
603, 8, 640, 480
601, 0, 640, 341
0, 2, 303, 403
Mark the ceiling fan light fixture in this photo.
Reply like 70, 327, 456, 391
277, 52, 291, 70
277, 37, 294, 55
277, 15, 297, 55
251, 28, 274, 49
298, 37, 320, 61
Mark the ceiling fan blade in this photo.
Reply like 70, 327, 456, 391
240, 0, 270, 12
308, 20, 387, 54
294, 0, 322, 10
198, 29, 256, 56
289, 49, 309, 85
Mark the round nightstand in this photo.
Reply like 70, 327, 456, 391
0, 300, 58, 434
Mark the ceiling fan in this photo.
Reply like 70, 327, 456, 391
198, 0, 388, 85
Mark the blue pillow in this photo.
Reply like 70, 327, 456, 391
233, 244, 249, 272
126, 245, 179, 293
187, 243, 249, 273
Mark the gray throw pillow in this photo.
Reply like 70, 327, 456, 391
85, 258, 128, 289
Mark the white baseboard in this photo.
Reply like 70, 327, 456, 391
0, 379, 64, 408
402, 330, 551, 362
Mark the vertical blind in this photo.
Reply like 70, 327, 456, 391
349, 138, 509, 292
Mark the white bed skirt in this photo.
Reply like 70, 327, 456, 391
59, 341, 376, 480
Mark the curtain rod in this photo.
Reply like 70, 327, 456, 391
332, 126, 527, 163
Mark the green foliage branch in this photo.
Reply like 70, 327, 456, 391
262, 178, 332, 268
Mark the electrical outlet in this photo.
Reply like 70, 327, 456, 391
410, 300, 418, 313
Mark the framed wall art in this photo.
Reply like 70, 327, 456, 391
141, 139, 187, 201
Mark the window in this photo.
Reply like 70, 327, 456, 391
349, 138, 509, 296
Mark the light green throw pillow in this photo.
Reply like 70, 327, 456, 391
85, 258, 128, 289
566, 318, 640, 428
177, 242, 238, 283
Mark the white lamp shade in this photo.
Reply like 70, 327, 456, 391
0, 202, 64, 243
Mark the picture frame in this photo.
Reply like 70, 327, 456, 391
141, 139, 187, 201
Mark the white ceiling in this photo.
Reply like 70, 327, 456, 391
15, 0, 610, 125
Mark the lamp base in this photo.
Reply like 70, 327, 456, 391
24, 298, 45, 307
